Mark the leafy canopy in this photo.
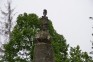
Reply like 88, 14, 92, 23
3, 13, 68, 62
69, 45, 93, 62
3, 13, 92, 62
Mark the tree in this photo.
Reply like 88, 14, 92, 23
0, 0, 16, 61
69, 45, 93, 62
2, 13, 68, 62
89, 16, 93, 57
0, 0, 16, 43
2, 12, 92, 62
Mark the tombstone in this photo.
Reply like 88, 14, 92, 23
33, 9, 55, 62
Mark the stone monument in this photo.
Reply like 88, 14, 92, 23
33, 9, 55, 62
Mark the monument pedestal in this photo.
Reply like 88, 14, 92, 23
33, 42, 55, 62
33, 31, 55, 62
33, 9, 55, 62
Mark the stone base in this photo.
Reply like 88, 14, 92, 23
33, 42, 55, 62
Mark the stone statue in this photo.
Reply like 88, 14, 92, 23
35, 9, 51, 44
40, 9, 49, 31
33, 9, 55, 62
43, 9, 47, 17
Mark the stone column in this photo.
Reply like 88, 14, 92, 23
33, 9, 55, 62
33, 31, 55, 62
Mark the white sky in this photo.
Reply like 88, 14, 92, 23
0, 0, 93, 54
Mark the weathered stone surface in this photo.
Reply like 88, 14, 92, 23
33, 9, 55, 62
35, 31, 51, 44
33, 43, 55, 62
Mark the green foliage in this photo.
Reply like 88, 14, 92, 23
2, 13, 93, 62
69, 45, 93, 62
51, 34, 69, 62
3, 13, 68, 62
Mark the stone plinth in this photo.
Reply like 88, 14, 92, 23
33, 31, 55, 62
33, 42, 55, 62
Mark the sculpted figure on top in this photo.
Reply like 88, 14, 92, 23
40, 9, 49, 31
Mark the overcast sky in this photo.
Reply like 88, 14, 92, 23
0, 0, 93, 54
